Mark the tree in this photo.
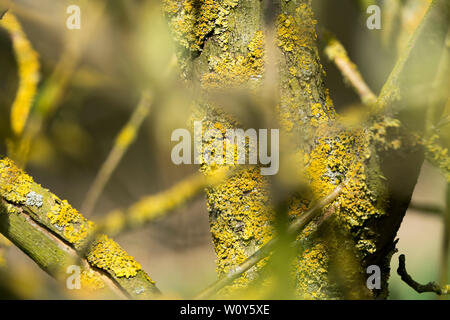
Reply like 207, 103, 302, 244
0, 0, 449, 300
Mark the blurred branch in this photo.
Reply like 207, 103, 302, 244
195, 182, 345, 299
0, 158, 160, 299
397, 254, 450, 295
0, 12, 40, 137
408, 202, 443, 215
98, 167, 231, 236
376, 0, 449, 115
355, 0, 377, 12
324, 33, 377, 105
12, 0, 107, 167
81, 91, 153, 216
435, 115, 450, 131
0, 235, 10, 268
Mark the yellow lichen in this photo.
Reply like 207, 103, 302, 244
163, 0, 221, 52
0, 158, 34, 204
192, 106, 273, 293
370, 116, 404, 150
80, 269, 105, 290
294, 243, 329, 299
115, 126, 137, 148
48, 200, 94, 245
0, 12, 40, 136
87, 235, 141, 278
277, 5, 317, 52
201, 30, 264, 89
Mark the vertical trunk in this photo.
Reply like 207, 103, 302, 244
164, 0, 448, 299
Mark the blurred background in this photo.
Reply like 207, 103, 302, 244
0, 0, 447, 299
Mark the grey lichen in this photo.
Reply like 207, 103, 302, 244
25, 191, 43, 208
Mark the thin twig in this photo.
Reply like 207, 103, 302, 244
97, 166, 231, 236
77, 166, 237, 264
0, 11, 40, 137
324, 33, 377, 106
397, 254, 450, 295
0, 0, 8, 19
194, 182, 346, 299
81, 91, 153, 216
376, 0, 448, 114
0, 158, 160, 299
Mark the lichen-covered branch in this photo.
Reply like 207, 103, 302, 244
0, 158, 159, 299
195, 182, 345, 299
376, 0, 448, 118
98, 167, 230, 236
81, 91, 153, 216
0, 12, 40, 137
164, 0, 274, 294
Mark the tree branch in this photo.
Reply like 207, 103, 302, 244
0, 158, 160, 299
98, 167, 231, 236
408, 202, 443, 215
397, 254, 450, 295
195, 182, 345, 299
324, 33, 376, 105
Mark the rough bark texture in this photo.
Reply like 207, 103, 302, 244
164, 0, 449, 299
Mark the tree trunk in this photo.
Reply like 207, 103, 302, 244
164, 0, 449, 299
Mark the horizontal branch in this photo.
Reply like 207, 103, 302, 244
98, 167, 231, 236
376, 0, 449, 115
0, 158, 160, 299
324, 33, 376, 105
